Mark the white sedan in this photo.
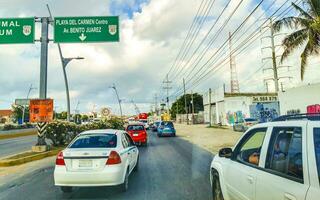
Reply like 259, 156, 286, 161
54, 129, 139, 193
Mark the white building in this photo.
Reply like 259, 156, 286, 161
203, 87, 278, 126
278, 82, 320, 115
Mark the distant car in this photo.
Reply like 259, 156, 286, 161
233, 118, 258, 132
157, 121, 176, 137
139, 119, 149, 130
54, 129, 139, 193
151, 121, 160, 132
126, 124, 148, 146
210, 113, 320, 200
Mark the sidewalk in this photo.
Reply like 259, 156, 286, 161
175, 123, 243, 154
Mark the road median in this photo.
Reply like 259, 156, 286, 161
0, 128, 37, 140
0, 147, 63, 167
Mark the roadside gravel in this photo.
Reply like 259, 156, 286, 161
175, 123, 243, 154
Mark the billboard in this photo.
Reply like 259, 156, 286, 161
29, 99, 54, 123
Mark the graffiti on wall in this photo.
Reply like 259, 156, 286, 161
250, 102, 279, 123
226, 111, 246, 125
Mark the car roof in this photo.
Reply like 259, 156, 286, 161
79, 129, 123, 135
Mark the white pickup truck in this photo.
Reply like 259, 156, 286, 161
210, 114, 320, 200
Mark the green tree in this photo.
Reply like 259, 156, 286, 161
81, 114, 89, 121
273, 0, 320, 80
56, 111, 68, 120
11, 105, 29, 123
171, 93, 204, 119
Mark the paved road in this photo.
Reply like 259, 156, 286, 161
0, 131, 214, 200
0, 135, 37, 158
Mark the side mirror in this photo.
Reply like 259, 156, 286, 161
219, 148, 233, 158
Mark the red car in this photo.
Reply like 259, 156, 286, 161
126, 124, 148, 146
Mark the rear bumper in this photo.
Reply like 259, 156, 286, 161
158, 131, 175, 136
131, 136, 147, 143
54, 165, 125, 187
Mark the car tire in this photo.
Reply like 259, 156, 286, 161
134, 156, 139, 172
60, 186, 72, 193
211, 170, 224, 200
120, 168, 129, 192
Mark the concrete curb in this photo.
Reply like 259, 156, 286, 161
0, 148, 62, 167
0, 129, 37, 140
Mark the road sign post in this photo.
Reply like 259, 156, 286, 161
0, 18, 35, 44
54, 16, 119, 43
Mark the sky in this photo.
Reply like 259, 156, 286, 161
0, 0, 319, 116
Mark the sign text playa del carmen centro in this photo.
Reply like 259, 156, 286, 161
54, 16, 119, 43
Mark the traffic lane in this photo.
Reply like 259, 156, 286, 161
0, 135, 37, 158
0, 130, 214, 200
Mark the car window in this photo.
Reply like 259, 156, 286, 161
125, 133, 135, 146
127, 125, 144, 131
162, 121, 173, 127
69, 134, 117, 148
314, 128, 320, 184
245, 118, 257, 122
265, 127, 303, 182
234, 128, 267, 166
121, 133, 129, 148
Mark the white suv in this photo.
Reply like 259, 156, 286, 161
210, 114, 320, 200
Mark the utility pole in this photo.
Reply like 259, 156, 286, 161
208, 88, 212, 127
175, 96, 179, 122
183, 78, 188, 125
22, 84, 36, 123
110, 83, 123, 118
163, 74, 172, 112
191, 90, 194, 124
270, 18, 279, 92
154, 93, 158, 115
229, 32, 240, 93
261, 18, 292, 92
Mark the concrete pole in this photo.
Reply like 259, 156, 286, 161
183, 78, 188, 125
270, 18, 279, 92
209, 88, 212, 126
191, 90, 194, 124
37, 17, 49, 146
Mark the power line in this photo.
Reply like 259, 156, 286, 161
171, 0, 298, 98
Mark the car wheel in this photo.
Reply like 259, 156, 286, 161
211, 170, 224, 200
134, 156, 139, 172
60, 186, 72, 193
120, 168, 129, 192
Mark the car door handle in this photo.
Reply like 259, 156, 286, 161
284, 193, 296, 200
246, 176, 254, 184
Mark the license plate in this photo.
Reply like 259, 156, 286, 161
79, 160, 92, 168
133, 133, 139, 136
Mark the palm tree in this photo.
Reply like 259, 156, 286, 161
273, 0, 320, 80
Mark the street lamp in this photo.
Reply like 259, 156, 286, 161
58, 44, 84, 122
109, 83, 123, 118
22, 84, 36, 123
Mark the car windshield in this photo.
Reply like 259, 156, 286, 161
127, 125, 144, 131
69, 134, 117, 148
161, 121, 174, 127
314, 128, 320, 183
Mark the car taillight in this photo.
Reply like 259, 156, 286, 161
56, 151, 65, 166
106, 151, 121, 165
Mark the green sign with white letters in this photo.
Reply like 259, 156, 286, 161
54, 16, 119, 43
0, 18, 35, 44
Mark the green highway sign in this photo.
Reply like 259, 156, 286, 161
54, 16, 119, 43
0, 18, 35, 44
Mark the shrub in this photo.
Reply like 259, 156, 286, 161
45, 118, 125, 147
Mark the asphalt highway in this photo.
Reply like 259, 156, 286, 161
0, 131, 214, 200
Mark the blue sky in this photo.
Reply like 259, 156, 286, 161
109, 0, 150, 19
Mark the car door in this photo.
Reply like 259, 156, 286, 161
124, 133, 138, 171
121, 133, 130, 169
305, 122, 320, 200
224, 127, 268, 200
255, 122, 309, 200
